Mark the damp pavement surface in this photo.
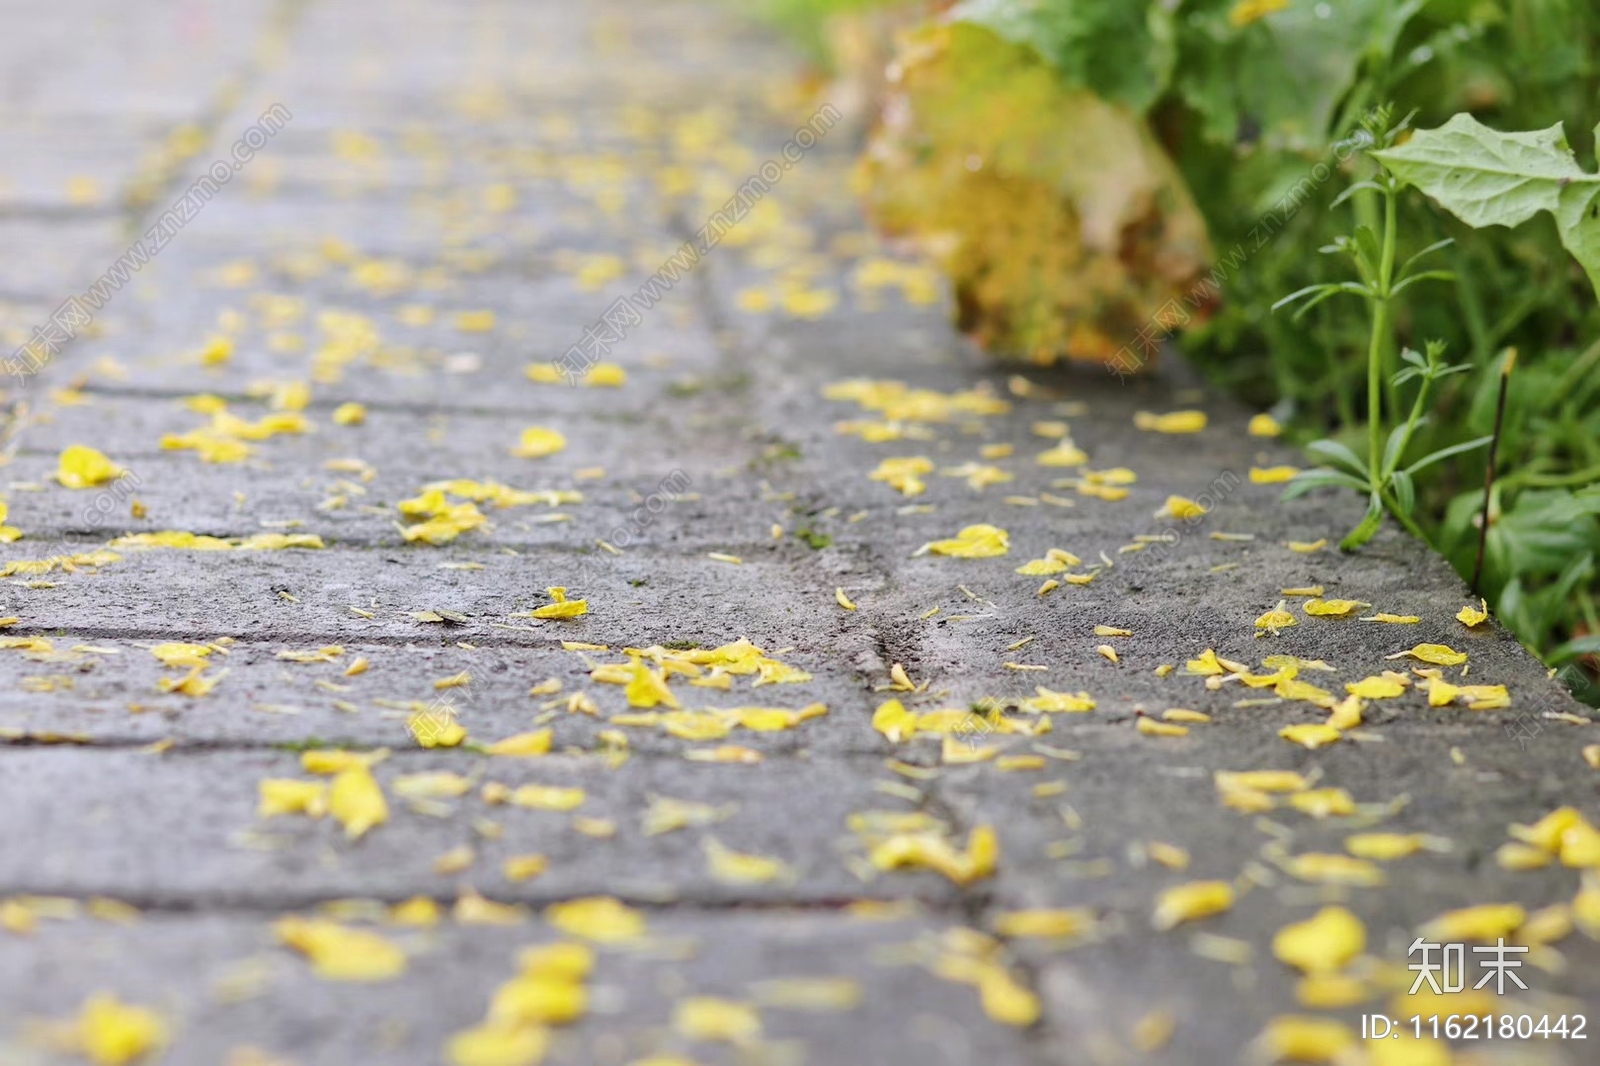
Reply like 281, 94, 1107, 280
0, 2, 1596, 1065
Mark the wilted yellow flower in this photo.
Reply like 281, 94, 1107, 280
1457, 600, 1489, 626
1254, 601, 1298, 634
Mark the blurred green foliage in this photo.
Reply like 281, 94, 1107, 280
760, 0, 1600, 699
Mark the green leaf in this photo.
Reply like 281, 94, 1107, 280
951, 0, 1175, 111
1403, 434, 1493, 475
1280, 468, 1369, 499
1390, 469, 1416, 517
1340, 492, 1386, 552
1375, 113, 1600, 299
1172, 0, 1424, 150
1550, 634, 1600, 665
1306, 438, 1367, 477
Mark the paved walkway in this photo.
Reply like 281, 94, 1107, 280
0, 2, 1595, 1064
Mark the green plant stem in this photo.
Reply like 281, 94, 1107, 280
1366, 302, 1388, 488
1367, 186, 1399, 490
1381, 488, 1429, 541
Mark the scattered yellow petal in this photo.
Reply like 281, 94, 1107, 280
1303, 599, 1370, 617
1273, 907, 1365, 974
1248, 413, 1282, 437
76, 994, 168, 1066
1286, 539, 1327, 553
546, 897, 646, 943
328, 765, 388, 839
332, 402, 366, 426
57, 445, 124, 489
835, 588, 857, 611
1134, 410, 1207, 434
1386, 643, 1468, 666
275, 917, 406, 981
511, 427, 566, 459
1345, 833, 1426, 861
1249, 466, 1300, 484
1279, 723, 1342, 749
919, 524, 1010, 559
1152, 881, 1233, 930
674, 998, 761, 1044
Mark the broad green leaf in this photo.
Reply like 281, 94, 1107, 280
951, 0, 1175, 111
1375, 113, 1600, 299
1550, 634, 1600, 666
1173, 0, 1424, 150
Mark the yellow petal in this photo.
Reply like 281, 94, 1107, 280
545, 896, 646, 943
1345, 833, 1426, 861
328, 765, 388, 839
1345, 675, 1406, 699
1284, 853, 1385, 886
508, 785, 585, 811
1289, 789, 1355, 819
1279, 723, 1342, 749
1420, 903, 1525, 943
1254, 1016, 1354, 1064
1249, 413, 1282, 437
994, 908, 1095, 939
1152, 881, 1233, 930
258, 778, 328, 818
78, 994, 168, 1066
674, 997, 762, 1043
445, 1021, 549, 1066
1387, 643, 1468, 666
1134, 410, 1207, 434
1249, 465, 1299, 484
511, 426, 567, 459
57, 445, 124, 488
704, 838, 791, 884
275, 917, 406, 981
1303, 598, 1371, 617
1457, 600, 1489, 627
1272, 906, 1365, 974
920, 523, 1010, 558
488, 730, 554, 757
